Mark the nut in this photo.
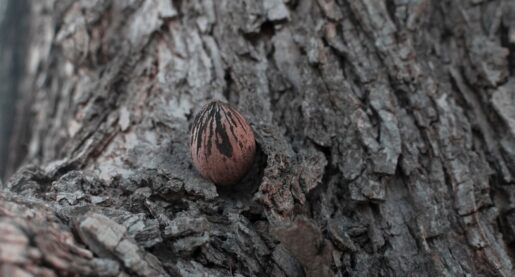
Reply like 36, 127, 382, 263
190, 101, 256, 185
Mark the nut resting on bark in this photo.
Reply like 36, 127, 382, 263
190, 101, 256, 185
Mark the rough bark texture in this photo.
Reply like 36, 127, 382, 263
3, 0, 515, 276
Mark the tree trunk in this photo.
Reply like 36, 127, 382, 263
3, 0, 515, 276
0, 0, 29, 178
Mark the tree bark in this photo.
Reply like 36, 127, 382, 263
3, 0, 515, 276
0, 0, 30, 178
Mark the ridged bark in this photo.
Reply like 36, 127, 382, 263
3, 0, 515, 276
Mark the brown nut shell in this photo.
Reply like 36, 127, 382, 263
190, 101, 256, 185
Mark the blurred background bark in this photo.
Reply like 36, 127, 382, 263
2, 0, 515, 276
0, 0, 29, 178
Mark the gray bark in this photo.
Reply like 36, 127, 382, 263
3, 0, 515, 276
0, 0, 30, 178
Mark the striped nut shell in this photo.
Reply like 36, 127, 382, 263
190, 101, 256, 185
